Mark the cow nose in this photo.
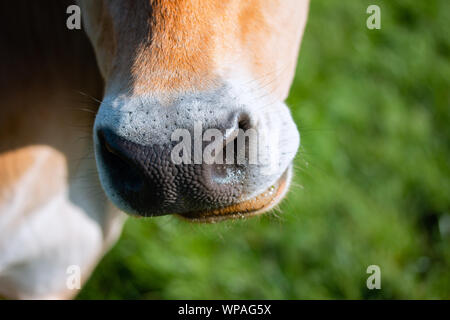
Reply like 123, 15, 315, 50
96, 118, 249, 216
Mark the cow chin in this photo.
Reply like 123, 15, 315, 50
177, 166, 292, 223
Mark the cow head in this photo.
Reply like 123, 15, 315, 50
79, 0, 309, 221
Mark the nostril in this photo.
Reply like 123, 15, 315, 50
98, 129, 136, 165
237, 112, 252, 131
97, 128, 144, 192
103, 134, 121, 159
99, 130, 132, 166
205, 111, 257, 175
222, 111, 254, 146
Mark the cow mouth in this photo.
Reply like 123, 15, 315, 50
177, 167, 291, 223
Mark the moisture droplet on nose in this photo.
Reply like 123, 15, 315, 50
211, 164, 244, 185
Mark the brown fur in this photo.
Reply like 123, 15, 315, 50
82, 0, 307, 99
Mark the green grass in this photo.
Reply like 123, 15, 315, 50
78, 0, 450, 299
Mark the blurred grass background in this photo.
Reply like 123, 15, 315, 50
78, 0, 449, 299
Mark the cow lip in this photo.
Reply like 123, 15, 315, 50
177, 167, 291, 223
